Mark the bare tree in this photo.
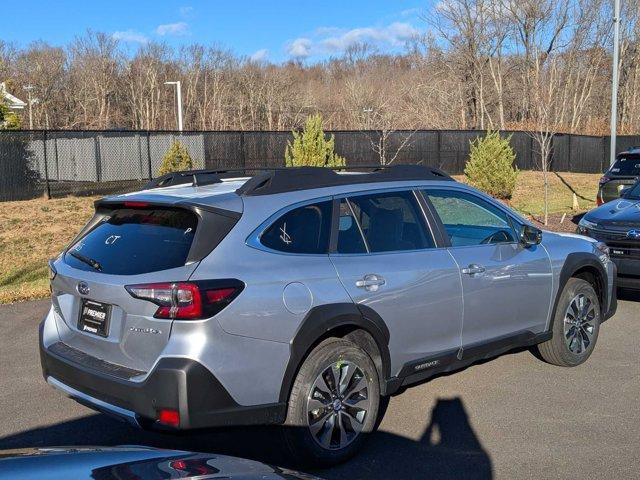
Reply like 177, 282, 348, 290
529, 53, 563, 225
0, 2, 638, 137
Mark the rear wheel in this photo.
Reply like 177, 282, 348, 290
534, 277, 601, 366
282, 338, 380, 467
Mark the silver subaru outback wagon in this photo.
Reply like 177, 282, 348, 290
40, 165, 617, 466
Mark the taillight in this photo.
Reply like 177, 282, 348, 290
123, 201, 150, 208
157, 408, 180, 427
169, 458, 219, 475
125, 280, 243, 320
596, 194, 604, 206
599, 176, 611, 185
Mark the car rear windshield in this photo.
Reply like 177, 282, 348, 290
65, 208, 198, 275
609, 154, 640, 175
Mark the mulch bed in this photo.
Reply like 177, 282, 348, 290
526, 212, 584, 233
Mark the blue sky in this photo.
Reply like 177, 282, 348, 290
3, 1, 430, 62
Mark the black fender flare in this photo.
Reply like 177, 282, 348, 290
550, 252, 610, 328
278, 303, 391, 404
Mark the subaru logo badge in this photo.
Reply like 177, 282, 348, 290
626, 229, 640, 240
77, 281, 90, 296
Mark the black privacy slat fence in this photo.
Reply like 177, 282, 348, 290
0, 129, 638, 202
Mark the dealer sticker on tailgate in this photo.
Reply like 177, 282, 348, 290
78, 299, 111, 337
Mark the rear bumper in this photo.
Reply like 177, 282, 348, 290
39, 322, 286, 430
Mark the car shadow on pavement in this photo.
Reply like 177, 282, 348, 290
0, 396, 491, 479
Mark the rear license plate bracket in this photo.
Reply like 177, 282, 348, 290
78, 299, 111, 337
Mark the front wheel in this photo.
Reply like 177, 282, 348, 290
282, 338, 380, 467
534, 277, 601, 367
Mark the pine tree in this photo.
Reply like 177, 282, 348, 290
464, 131, 519, 199
158, 140, 193, 176
285, 114, 345, 167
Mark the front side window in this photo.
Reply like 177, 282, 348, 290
261, 201, 332, 254
338, 191, 434, 253
424, 189, 517, 247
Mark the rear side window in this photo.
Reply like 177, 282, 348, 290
65, 208, 197, 275
337, 199, 368, 254
261, 201, 332, 254
341, 191, 434, 253
610, 154, 640, 175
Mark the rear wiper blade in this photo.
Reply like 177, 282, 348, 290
68, 250, 102, 272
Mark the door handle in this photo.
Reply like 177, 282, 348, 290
356, 274, 386, 291
461, 264, 486, 275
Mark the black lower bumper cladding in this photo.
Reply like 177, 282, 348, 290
39, 322, 285, 430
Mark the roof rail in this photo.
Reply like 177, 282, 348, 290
142, 166, 294, 189
236, 164, 454, 197
143, 169, 225, 189
143, 164, 454, 194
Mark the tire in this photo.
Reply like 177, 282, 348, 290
282, 338, 380, 467
534, 277, 601, 367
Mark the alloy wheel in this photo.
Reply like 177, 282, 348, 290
563, 293, 597, 354
306, 361, 371, 450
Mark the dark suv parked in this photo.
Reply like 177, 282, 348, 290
598, 147, 640, 205
579, 177, 640, 289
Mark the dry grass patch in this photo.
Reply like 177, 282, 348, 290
0, 196, 96, 303
455, 171, 599, 217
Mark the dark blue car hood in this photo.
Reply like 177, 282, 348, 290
0, 446, 321, 480
585, 198, 640, 227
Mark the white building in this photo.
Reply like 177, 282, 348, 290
0, 82, 27, 110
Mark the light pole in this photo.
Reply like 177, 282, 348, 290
23, 84, 34, 130
164, 81, 183, 131
610, 0, 621, 166
363, 107, 373, 130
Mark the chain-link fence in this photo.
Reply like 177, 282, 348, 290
1, 129, 637, 202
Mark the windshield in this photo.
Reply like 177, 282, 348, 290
608, 154, 640, 176
624, 182, 640, 200
65, 208, 197, 275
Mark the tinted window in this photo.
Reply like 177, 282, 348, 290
609, 154, 640, 175
336, 199, 367, 254
424, 190, 516, 247
345, 191, 434, 253
65, 208, 197, 275
261, 201, 332, 254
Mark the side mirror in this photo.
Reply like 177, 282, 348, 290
519, 224, 542, 247
619, 187, 631, 198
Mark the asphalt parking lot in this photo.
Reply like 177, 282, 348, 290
0, 295, 639, 479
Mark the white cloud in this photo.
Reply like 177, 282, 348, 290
321, 22, 420, 52
156, 22, 189, 36
250, 49, 269, 62
179, 6, 194, 18
286, 38, 312, 58
112, 30, 148, 44
400, 7, 422, 17
285, 22, 421, 59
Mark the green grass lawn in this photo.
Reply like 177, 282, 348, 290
0, 171, 601, 304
